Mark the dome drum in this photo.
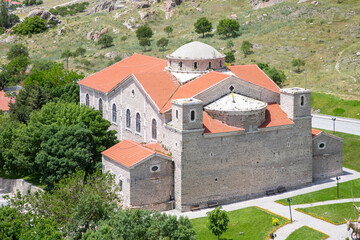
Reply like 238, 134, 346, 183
167, 58, 225, 73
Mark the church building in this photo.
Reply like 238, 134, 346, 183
78, 41, 343, 212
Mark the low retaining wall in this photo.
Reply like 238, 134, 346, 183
0, 177, 42, 195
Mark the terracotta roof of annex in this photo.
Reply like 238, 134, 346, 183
312, 129, 323, 137
102, 139, 169, 168
0, 91, 15, 112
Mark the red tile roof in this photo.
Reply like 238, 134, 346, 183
259, 103, 294, 128
160, 71, 230, 113
133, 71, 179, 111
78, 53, 167, 93
3, 0, 22, 4
312, 129, 323, 137
203, 111, 243, 134
228, 65, 280, 93
102, 139, 169, 168
0, 91, 15, 112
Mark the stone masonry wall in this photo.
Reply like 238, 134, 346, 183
0, 178, 42, 195
168, 58, 225, 72
312, 133, 343, 181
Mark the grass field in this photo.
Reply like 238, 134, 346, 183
1, 0, 359, 98
276, 178, 360, 206
312, 93, 360, 119
191, 206, 289, 239
285, 226, 328, 240
297, 202, 360, 225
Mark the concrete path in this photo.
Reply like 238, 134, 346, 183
312, 113, 360, 136
167, 167, 360, 239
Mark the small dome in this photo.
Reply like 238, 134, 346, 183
168, 41, 225, 60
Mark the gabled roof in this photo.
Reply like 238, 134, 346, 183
160, 71, 231, 113
203, 111, 244, 134
312, 129, 323, 137
0, 91, 15, 112
102, 139, 170, 168
78, 53, 167, 93
311, 129, 343, 141
259, 103, 294, 128
228, 65, 280, 93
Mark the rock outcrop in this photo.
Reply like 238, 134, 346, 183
88, 0, 125, 14
86, 28, 108, 41
27, 10, 61, 25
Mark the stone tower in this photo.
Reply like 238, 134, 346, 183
171, 98, 203, 131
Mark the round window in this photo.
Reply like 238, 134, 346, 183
318, 142, 326, 149
151, 166, 159, 172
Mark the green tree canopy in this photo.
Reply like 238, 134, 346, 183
216, 19, 240, 38
194, 17, 212, 38
207, 206, 229, 240
257, 62, 286, 87
226, 40, 234, 51
97, 34, 114, 49
225, 51, 235, 63
12, 16, 47, 35
7, 44, 29, 60
136, 25, 153, 40
241, 40, 253, 57
139, 38, 151, 50
164, 26, 173, 37
0, 0, 20, 29
291, 58, 306, 73
157, 37, 169, 51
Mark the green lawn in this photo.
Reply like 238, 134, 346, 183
276, 178, 360, 206
312, 93, 360, 120
285, 226, 328, 240
321, 130, 360, 173
297, 202, 360, 225
191, 206, 289, 240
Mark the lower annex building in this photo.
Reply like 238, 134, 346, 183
78, 41, 343, 212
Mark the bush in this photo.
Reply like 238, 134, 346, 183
0, 27, 4, 35
49, 2, 89, 16
272, 217, 279, 226
225, 51, 235, 63
98, 34, 114, 48
12, 16, 47, 36
157, 37, 168, 51
216, 19, 240, 38
136, 25, 153, 40
257, 62, 286, 87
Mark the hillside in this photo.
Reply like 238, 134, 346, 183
0, 0, 359, 99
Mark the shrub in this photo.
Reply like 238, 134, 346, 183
257, 62, 286, 87
49, 2, 89, 16
98, 34, 114, 48
0, 27, 4, 35
225, 51, 235, 63
136, 25, 153, 40
272, 217, 279, 226
216, 19, 240, 38
156, 37, 168, 51
164, 26, 173, 37
120, 35, 127, 41
12, 16, 47, 36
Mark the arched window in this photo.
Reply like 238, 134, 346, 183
179, 61, 183, 68
190, 110, 195, 121
300, 95, 305, 106
220, 60, 222, 68
99, 98, 103, 113
208, 62, 211, 69
112, 104, 117, 123
152, 119, 157, 140
126, 109, 131, 128
136, 112, 141, 133
85, 94, 89, 107
194, 62, 198, 70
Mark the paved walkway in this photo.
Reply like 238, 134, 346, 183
167, 167, 360, 239
312, 113, 360, 136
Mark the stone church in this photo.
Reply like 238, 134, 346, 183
78, 41, 343, 212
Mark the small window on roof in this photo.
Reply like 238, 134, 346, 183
229, 86, 234, 92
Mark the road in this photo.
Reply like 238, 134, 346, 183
312, 113, 360, 136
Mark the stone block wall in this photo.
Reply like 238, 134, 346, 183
0, 178, 42, 195
168, 57, 225, 72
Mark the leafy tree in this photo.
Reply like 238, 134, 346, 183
207, 206, 229, 240
7, 44, 29, 60
0, 70, 10, 90
0, 26, 4, 34
136, 25, 153, 40
194, 17, 212, 38
291, 58, 305, 73
0, 0, 19, 29
61, 49, 74, 71
157, 37, 169, 51
226, 40, 234, 51
0, 115, 20, 173
98, 34, 114, 49
164, 26, 173, 37
6, 56, 29, 74
225, 51, 235, 64
75, 47, 86, 56
12, 16, 47, 35
241, 40, 253, 57
139, 38, 151, 50
216, 19, 240, 38
257, 62, 286, 87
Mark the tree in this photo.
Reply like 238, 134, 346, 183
241, 40, 253, 57
75, 47, 86, 56
7, 44, 29, 60
12, 16, 47, 35
226, 40, 234, 51
164, 26, 173, 37
0, 0, 20, 29
194, 17, 212, 38
61, 49, 74, 71
207, 206, 229, 240
98, 34, 114, 49
157, 37, 169, 51
257, 62, 286, 87
136, 25, 153, 40
139, 38, 151, 51
291, 58, 305, 73
216, 19, 240, 38
225, 51, 235, 64
0, 70, 10, 90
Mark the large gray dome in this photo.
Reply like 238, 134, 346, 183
168, 41, 225, 60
